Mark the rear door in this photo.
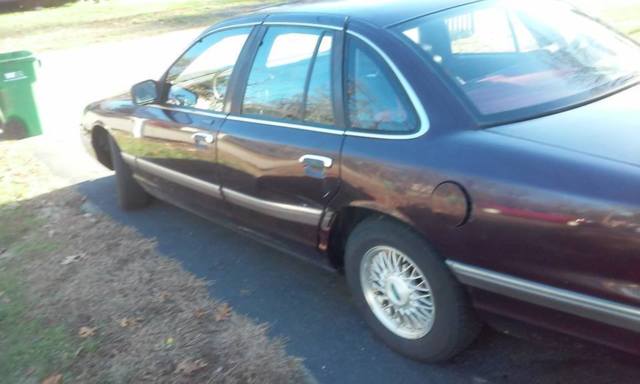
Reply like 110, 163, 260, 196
217, 21, 345, 251
117, 26, 255, 216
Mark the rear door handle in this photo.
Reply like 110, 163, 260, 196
192, 132, 215, 145
299, 155, 333, 168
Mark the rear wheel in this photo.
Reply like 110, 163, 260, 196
345, 217, 481, 362
108, 135, 151, 210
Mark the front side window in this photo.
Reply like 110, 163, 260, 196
395, 0, 640, 125
242, 27, 335, 125
166, 28, 251, 112
345, 37, 418, 133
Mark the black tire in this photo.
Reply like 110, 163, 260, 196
0, 119, 28, 141
345, 217, 481, 362
108, 135, 151, 210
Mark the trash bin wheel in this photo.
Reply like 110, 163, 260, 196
0, 119, 28, 141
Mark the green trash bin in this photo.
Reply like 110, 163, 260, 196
0, 51, 42, 140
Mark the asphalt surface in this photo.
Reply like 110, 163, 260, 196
72, 174, 640, 384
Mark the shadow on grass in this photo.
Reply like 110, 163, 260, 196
0, 198, 94, 383
0, 182, 308, 383
73, 175, 640, 384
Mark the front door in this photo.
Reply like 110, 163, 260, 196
117, 27, 255, 216
217, 24, 345, 251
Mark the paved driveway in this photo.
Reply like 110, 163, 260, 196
68, 173, 640, 384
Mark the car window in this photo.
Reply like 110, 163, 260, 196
165, 28, 251, 112
395, 0, 640, 125
304, 34, 335, 125
447, 9, 516, 54
242, 27, 335, 125
346, 37, 418, 133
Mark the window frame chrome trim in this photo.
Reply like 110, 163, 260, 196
197, 22, 262, 41
344, 31, 430, 140
225, 115, 344, 135
262, 21, 343, 31
150, 104, 228, 120
153, 22, 431, 140
227, 23, 431, 140
447, 260, 640, 333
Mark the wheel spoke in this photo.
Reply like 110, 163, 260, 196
360, 245, 436, 340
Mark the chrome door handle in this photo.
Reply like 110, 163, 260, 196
299, 154, 333, 168
192, 132, 215, 145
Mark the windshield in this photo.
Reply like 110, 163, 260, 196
394, 0, 640, 125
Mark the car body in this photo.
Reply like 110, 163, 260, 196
82, 0, 640, 360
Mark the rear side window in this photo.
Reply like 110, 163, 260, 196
345, 37, 418, 133
242, 27, 335, 126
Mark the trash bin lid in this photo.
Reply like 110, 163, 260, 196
0, 51, 36, 64
0, 51, 38, 86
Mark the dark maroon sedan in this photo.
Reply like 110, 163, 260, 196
81, 0, 640, 362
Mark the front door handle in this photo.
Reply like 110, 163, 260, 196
299, 154, 333, 168
192, 132, 215, 145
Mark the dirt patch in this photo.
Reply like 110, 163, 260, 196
0, 140, 311, 383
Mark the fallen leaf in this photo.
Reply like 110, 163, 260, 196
165, 337, 175, 346
41, 373, 63, 384
193, 308, 207, 319
118, 317, 143, 328
159, 291, 171, 302
214, 303, 232, 322
25, 367, 36, 377
175, 359, 208, 376
61, 254, 83, 265
78, 326, 96, 338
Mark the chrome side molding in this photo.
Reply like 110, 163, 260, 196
135, 158, 222, 199
121, 152, 136, 166
132, 156, 322, 226
447, 261, 640, 333
223, 188, 323, 226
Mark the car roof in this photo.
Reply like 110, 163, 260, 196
259, 0, 479, 28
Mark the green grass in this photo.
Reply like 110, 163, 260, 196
0, 197, 84, 383
0, 0, 282, 52
0, 208, 35, 249
0, 268, 75, 383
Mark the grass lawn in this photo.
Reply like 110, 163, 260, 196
0, 140, 309, 383
0, 143, 82, 383
0, 0, 638, 53
0, 0, 283, 52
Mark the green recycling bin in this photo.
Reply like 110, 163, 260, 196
0, 51, 42, 140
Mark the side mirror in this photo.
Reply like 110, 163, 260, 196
131, 80, 160, 105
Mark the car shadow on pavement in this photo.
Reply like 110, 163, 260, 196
77, 176, 640, 384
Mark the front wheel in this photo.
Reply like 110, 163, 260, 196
345, 217, 481, 362
108, 135, 151, 210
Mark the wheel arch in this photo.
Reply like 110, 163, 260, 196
325, 202, 418, 270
